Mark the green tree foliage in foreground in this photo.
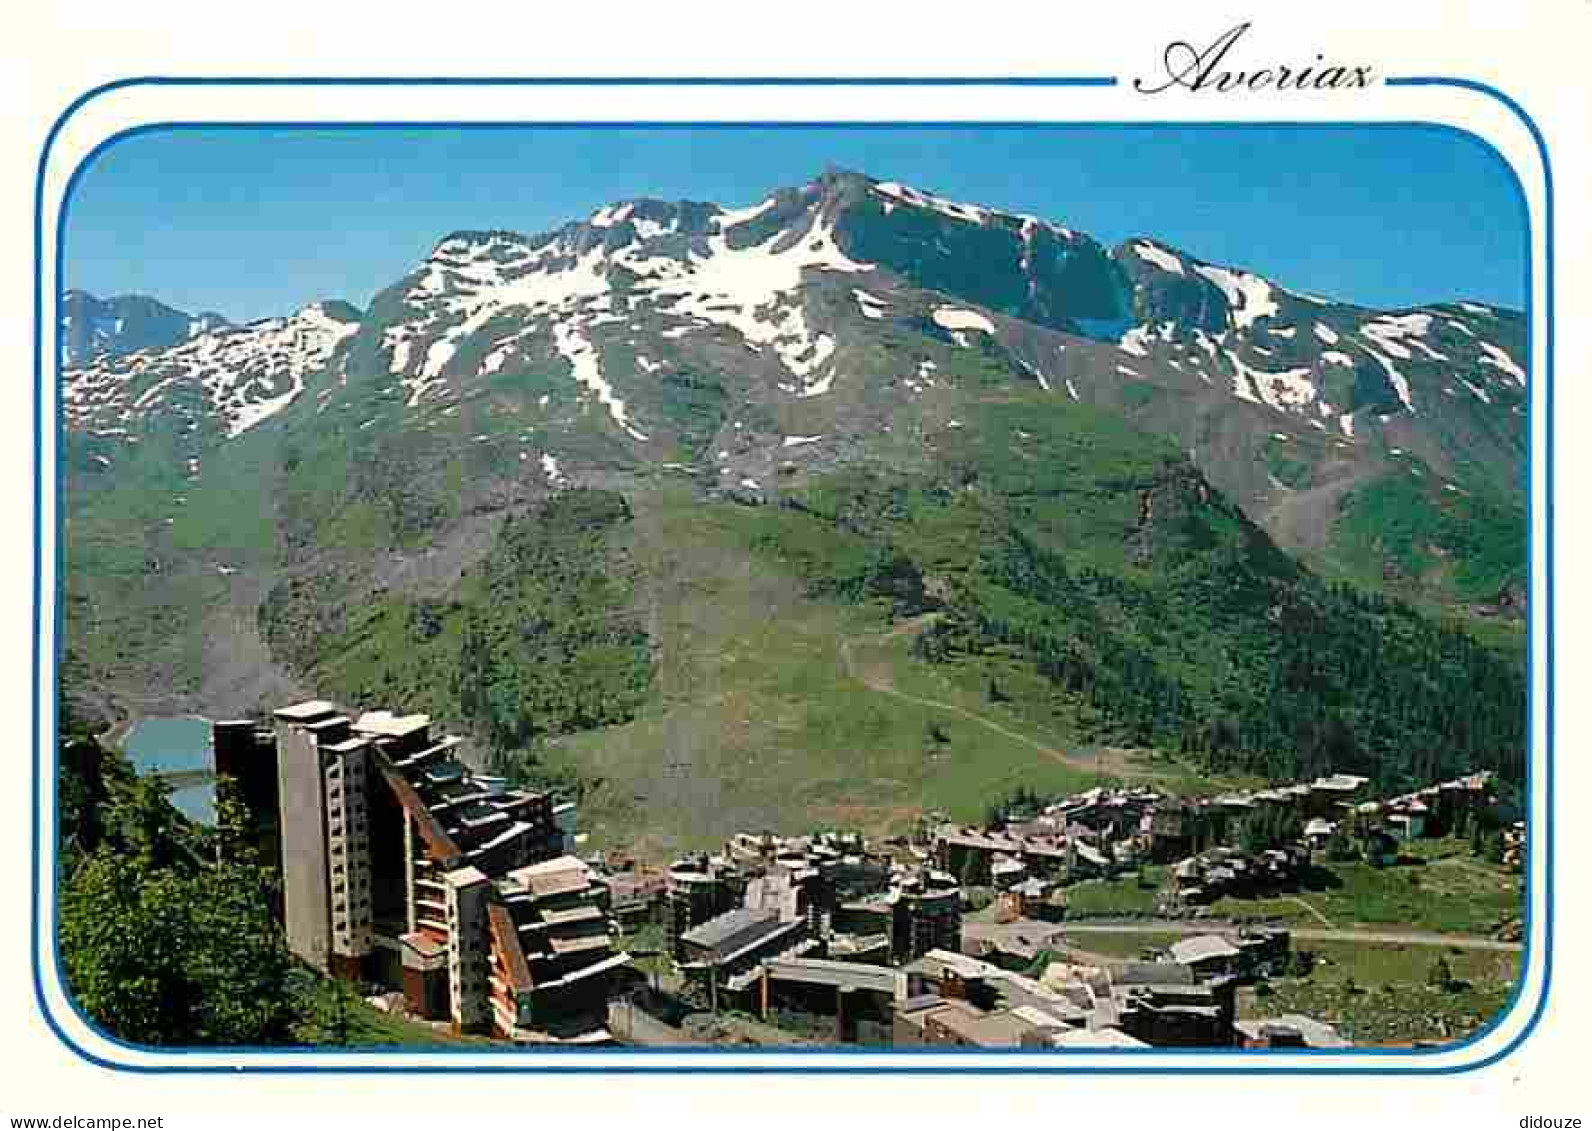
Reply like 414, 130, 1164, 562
57, 718, 297, 1046
60, 843, 294, 1045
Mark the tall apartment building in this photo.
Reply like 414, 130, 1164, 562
274, 701, 358, 976
271, 699, 628, 1042
489, 856, 630, 1040
665, 854, 743, 962
889, 868, 963, 963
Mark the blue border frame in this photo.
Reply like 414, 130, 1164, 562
31, 76, 1553, 1076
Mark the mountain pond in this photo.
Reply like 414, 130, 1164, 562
121, 715, 216, 825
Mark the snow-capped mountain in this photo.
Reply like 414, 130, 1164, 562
60, 168, 1526, 609
1114, 236, 1525, 439
64, 301, 360, 442
60, 290, 229, 367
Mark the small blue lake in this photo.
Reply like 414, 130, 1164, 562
168, 783, 218, 824
123, 716, 213, 775
123, 716, 216, 824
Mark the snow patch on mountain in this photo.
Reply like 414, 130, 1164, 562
1361, 314, 1449, 363
589, 203, 635, 228
1225, 349, 1317, 413
874, 181, 989, 225
1477, 341, 1526, 385
853, 289, 888, 320
1195, 265, 1279, 330
932, 307, 995, 335
63, 302, 357, 438
1361, 345, 1415, 414
1459, 377, 1493, 404
800, 370, 836, 398
1119, 325, 1153, 357
641, 210, 869, 382
1016, 358, 1050, 391
715, 197, 777, 230
1132, 241, 1184, 275
551, 320, 648, 440
385, 203, 876, 429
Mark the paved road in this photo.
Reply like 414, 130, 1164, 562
967, 917, 1522, 954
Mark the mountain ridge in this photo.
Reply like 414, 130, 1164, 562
59, 169, 1528, 783
63, 168, 1527, 614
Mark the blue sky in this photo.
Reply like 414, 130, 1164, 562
64, 125, 1528, 323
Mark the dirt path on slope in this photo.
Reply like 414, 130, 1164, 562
837, 614, 1171, 781
1280, 896, 1336, 928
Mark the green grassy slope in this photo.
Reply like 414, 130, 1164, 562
732, 390, 1525, 794
61, 346, 1525, 859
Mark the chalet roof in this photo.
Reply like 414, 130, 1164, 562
763, 956, 899, 994
1237, 1013, 1351, 1048
680, 906, 778, 950
487, 902, 534, 992
1073, 842, 1109, 867
549, 932, 612, 956
1115, 961, 1197, 987
936, 829, 1020, 852
399, 931, 448, 961
354, 710, 432, 739
1050, 1026, 1150, 1048
896, 993, 946, 1018
908, 949, 1000, 981
510, 855, 592, 897
1009, 1004, 1072, 1030
827, 932, 891, 956
539, 904, 605, 927
929, 1003, 1035, 1047
374, 753, 463, 864
1169, 935, 1241, 964
274, 699, 338, 722
444, 865, 490, 890
1313, 773, 1370, 792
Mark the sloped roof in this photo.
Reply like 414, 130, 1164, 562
354, 709, 432, 738
374, 752, 462, 863
488, 902, 534, 992
1169, 935, 1240, 964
